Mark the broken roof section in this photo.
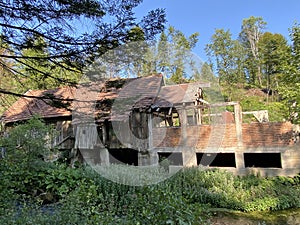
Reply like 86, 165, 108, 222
153, 82, 211, 109
111, 74, 164, 121
1, 74, 166, 125
72, 79, 121, 124
1, 74, 212, 125
73, 74, 164, 123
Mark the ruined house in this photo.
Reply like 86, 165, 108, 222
1, 74, 300, 176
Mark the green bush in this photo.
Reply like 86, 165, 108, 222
265, 102, 288, 122
2, 118, 300, 223
167, 168, 300, 212
2, 164, 300, 223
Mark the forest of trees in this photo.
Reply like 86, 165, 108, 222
206, 16, 300, 123
0, 1, 299, 123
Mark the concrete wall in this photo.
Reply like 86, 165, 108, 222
74, 118, 299, 177
152, 122, 300, 176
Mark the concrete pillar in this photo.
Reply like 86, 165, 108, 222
137, 113, 158, 166
138, 151, 158, 166
102, 124, 107, 146
138, 152, 148, 166
181, 105, 187, 142
234, 103, 243, 147
179, 105, 197, 167
150, 151, 159, 165
182, 149, 197, 167
99, 148, 110, 165
235, 152, 245, 170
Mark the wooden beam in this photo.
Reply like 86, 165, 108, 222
55, 135, 74, 147
148, 114, 153, 151
174, 101, 239, 110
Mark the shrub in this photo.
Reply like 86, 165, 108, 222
2, 118, 300, 223
1, 116, 56, 167
169, 168, 300, 212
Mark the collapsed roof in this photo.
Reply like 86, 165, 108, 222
1, 74, 210, 125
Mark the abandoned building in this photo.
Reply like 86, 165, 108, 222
1, 74, 300, 176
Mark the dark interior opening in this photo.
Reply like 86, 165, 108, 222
108, 148, 138, 166
244, 153, 282, 168
197, 153, 236, 167
158, 152, 183, 166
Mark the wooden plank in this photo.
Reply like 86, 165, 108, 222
55, 135, 74, 147
148, 114, 153, 150
75, 124, 98, 149
174, 101, 238, 110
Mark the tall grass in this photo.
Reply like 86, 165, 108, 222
2, 162, 300, 224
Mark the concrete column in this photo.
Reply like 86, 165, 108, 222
179, 105, 197, 167
234, 103, 243, 147
150, 151, 159, 165
182, 149, 197, 167
102, 125, 107, 146
137, 113, 157, 166
99, 148, 110, 165
235, 152, 245, 170
181, 105, 187, 143
138, 152, 147, 166
138, 151, 158, 166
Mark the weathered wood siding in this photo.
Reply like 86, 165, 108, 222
45, 120, 74, 149
75, 124, 98, 149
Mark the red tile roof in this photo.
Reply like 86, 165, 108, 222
1, 74, 164, 124
109, 74, 164, 121
2, 75, 213, 124
1, 87, 75, 124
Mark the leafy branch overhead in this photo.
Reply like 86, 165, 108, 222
0, 0, 166, 101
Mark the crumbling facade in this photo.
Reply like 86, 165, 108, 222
1, 74, 299, 176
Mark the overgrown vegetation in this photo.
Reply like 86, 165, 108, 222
2, 163, 300, 224
222, 87, 289, 123
1, 118, 300, 224
206, 17, 300, 124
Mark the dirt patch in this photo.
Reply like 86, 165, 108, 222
245, 88, 267, 98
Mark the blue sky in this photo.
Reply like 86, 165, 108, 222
134, 0, 300, 62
